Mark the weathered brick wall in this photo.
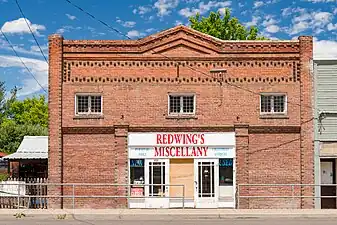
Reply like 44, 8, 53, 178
48, 26, 314, 209
62, 133, 127, 209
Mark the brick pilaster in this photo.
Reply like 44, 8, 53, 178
235, 124, 249, 209
48, 34, 63, 209
114, 125, 129, 208
299, 36, 314, 209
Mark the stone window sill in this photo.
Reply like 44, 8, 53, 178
73, 114, 104, 120
260, 114, 289, 119
166, 114, 198, 120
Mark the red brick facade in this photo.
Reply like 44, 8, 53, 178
48, 26, 314, 209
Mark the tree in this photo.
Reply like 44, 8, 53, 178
189, 9, 267, 40
7, 95, 48, 128
0, 82, 48, 154
0, 120, 47, 154
0, 82, 18, 124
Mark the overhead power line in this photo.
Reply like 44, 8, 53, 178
64, 0, 131, 40
63, 0, 318, 113
0, 29, 48, 94
15, 0, 48, 64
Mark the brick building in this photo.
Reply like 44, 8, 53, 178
48, 25, 314, 209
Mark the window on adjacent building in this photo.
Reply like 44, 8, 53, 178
168, 94, 195, 115
75, 94, 102, 115
260, 94, 286, 114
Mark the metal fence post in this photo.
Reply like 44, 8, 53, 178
72, 184, 75, 211
237, 184, 240, 209
291, 184, 295, 208
17, 182, 20, 209
127, 184, 130, 208
182, 185, 185, 209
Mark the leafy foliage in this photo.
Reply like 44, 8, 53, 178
0, 173, 9, 181
0, 120, 47, 154
7, 95, 48, 128
189, 9, 268, 40
0, 83, 48, 154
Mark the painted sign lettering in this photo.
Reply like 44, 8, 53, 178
156, 133, 205, 145
154, 146, 208, 157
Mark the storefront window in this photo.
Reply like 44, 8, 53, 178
219, 158, 233, 186
130, 159, 144, 196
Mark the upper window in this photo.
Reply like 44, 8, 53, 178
260, 94, 287, 114
168, 94, 195, 115
75, 94, 102, 115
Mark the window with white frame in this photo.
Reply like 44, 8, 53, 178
168, 94, 195, 115
260, 94, 287, 114
75, 94, 102, 115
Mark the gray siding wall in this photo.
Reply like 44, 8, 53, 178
314, 60, 337, 141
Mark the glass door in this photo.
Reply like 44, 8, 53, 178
145, 159, 170, 208
194, 159, 218, 208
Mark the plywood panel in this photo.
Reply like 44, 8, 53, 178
170, 159, 194, 199
321, 142, 337, 156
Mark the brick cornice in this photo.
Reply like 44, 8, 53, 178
61, 25, 300, 54
61, 125, 301, 134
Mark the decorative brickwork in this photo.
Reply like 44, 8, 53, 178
48, 25, 314, 209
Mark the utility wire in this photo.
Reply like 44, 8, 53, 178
0, 29, 48, 94
64, 0, 131, 40
15, 0, 48, 64
63, 0, 319, 113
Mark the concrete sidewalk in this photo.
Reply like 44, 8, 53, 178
2, 209, 337, 220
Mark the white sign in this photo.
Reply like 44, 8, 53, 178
129, 147, 234, 159
128, 132, 236, 147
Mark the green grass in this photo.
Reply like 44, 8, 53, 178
0, 173, 9, 181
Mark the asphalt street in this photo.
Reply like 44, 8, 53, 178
1, 218, 337, 225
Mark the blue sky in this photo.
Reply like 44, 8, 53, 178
1, 0, 337, 99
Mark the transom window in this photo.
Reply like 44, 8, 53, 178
76, 94, 102, 114
169, 94, 195, 115
260, 94, 286, 114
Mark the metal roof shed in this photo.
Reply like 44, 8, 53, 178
3, 136, 48, 160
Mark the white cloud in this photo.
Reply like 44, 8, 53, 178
116, 19, 136, 28
0, 55, 48, 96
175, 20, 183, 26
327, 23, 337, 31
238, 2, 244, 7
179, 1, 232, 17
127, 30, 145, 39
1, 18, 46, 35
65, 14, 76, 20
154, 0, 179, 17
253, 1, 264, 8
314, 40, 337, 59
333, 8, 337, 14
281, 7, 305, 17
245, 16, 261, 27
305, 0, 335, 2
184, 0, 199, 2
288, 10, 333, 35
0, 38, 48, 57
56, 25, 82, 34
261, 15, 280, 33
145, 28, 156, 33
262, 16, 278, 26
133, 6, 152, 15
265, 25, 280, 33
289, 21, 310, 34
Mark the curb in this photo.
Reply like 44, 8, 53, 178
3, 209, 337, 220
